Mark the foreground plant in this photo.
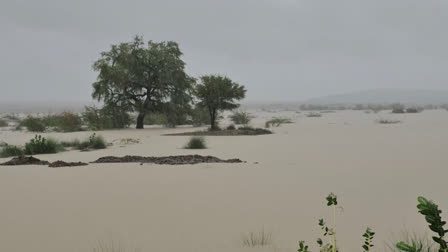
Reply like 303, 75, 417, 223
397, 197, 447, 252
298, 193, 373, 252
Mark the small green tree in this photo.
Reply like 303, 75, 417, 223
195, 75, 246, 130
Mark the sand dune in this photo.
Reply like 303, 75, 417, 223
1, 110, 447, 252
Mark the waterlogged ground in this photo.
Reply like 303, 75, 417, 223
1, 110, 448, 252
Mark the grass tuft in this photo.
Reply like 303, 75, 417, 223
241, 228, 273, 247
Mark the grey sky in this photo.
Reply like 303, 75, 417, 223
1, 0, 447, 103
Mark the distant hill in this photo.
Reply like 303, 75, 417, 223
306, 89, 448, 105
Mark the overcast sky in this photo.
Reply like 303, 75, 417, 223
1, 0, 447, 103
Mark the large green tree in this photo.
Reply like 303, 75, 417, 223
195, 75, 246, 130
92, 36, 194, 129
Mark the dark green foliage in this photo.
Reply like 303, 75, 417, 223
0, 145, 24, 157
184, 137, 207, 149
363, 228, 375, 251
265, 118, 293, 128
195, 75, 246, 130
92, 36, 193, 129
326, 193, 338, 206
24, 135, 63, 155
0, 119, 7, 127
298, 241, 310, 252
21, 116, 46, 132
229, 110, 253, 125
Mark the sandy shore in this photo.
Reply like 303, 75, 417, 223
1, 110, 447, 252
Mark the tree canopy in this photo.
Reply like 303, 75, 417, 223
195, 75, 246, 130
92, 36, 194, 129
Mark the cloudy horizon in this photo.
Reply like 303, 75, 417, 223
1, 0, 448, 103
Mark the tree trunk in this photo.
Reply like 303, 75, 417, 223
210, 109, 217, 131
136, 113, 145, 129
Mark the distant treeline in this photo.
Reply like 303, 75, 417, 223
299, 103, 448, 111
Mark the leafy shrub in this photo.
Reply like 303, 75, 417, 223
76, 133, 107, 151
265, 117, 293, 128
226, 124, 236, 130
184, 137, 207, 149
229, 110, 253, 125
24, 135, 63, 155
0, 119, 8, 127
21, 116, 46, 132
0, 145, 24, 157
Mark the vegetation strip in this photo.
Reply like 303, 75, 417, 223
91, 155, 244, 165
1, 155, 244, 167
165, 128, 272, 136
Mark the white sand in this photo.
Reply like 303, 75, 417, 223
1, 110, 448, 252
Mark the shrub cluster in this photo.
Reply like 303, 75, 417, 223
24, 135, 63, 155
21, 116, 46, 132
61, 133, 107, 151
184, 136, 207, 149
229, 110, 253, 125
0, 144, 24, 158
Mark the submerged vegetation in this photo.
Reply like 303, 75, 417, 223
377, 119, 402, 124
265, 117, 293, 128
241, 228, 273, 248
61, 133, 107, 151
